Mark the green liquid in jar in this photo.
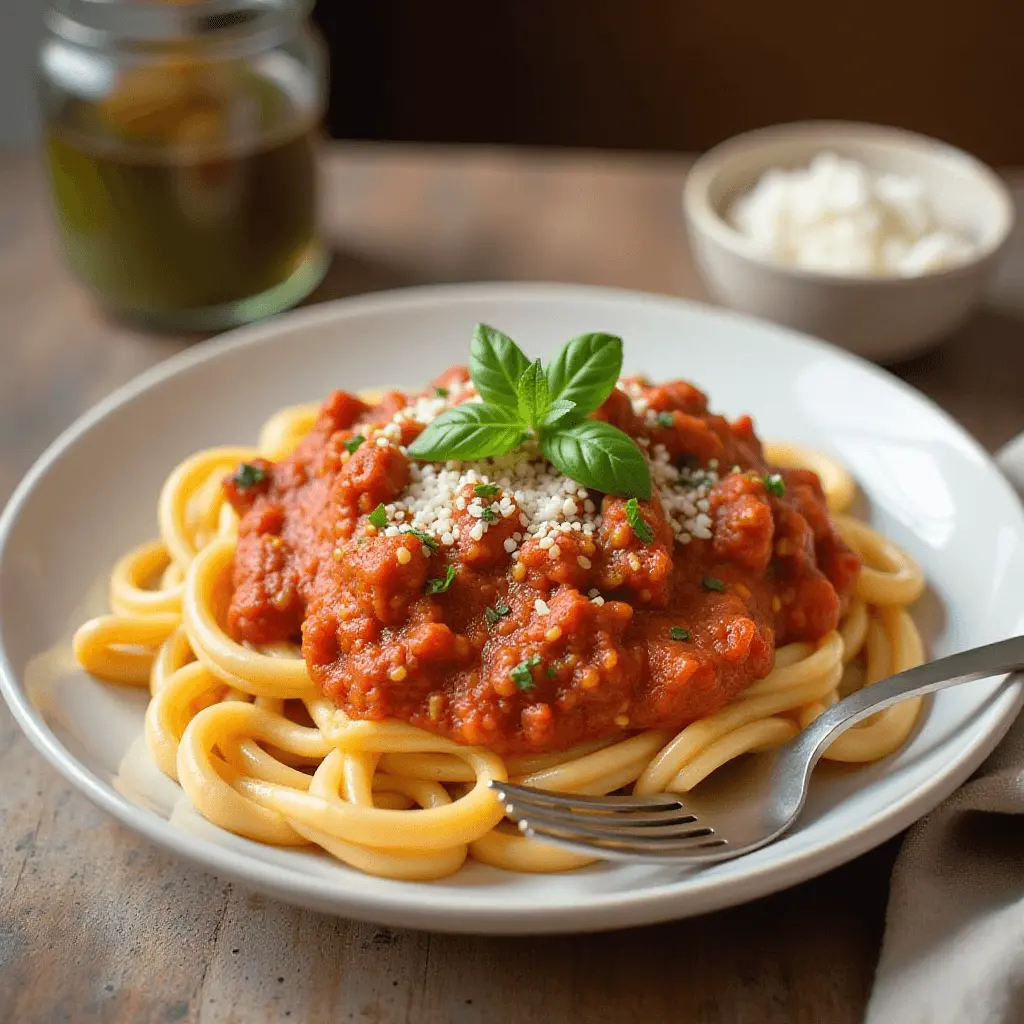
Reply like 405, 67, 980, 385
44, 64, 324, 328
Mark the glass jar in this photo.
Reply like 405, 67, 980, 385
38, 0, 328, 331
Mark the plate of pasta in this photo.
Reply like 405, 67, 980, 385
2, 282, 1023, 933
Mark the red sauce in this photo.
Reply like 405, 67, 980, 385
223, 371, 860, 755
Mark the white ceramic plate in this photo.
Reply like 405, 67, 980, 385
2, 283, 1023, 934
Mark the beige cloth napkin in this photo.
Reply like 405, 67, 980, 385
866, 433, 1024, 1024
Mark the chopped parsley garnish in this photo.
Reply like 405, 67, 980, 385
656, 411, 675, 428
344, 434, 365, 454
435, 386, 449, 398
625, 497, 654, 544
484, 597, 511, 626
480, 507, 499, 523
406, 527, 439, 550
702, 576, 726, 592
232, 463, 267, 489
545, 664, 558, 679
474, 483, 499, 498
763, 473, 786, 498
510, 654, 543, 691
425, 564, 457, 595
670, 626, 691, 642
368, 504, 388, 529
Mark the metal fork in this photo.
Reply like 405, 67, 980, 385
489, 635, 1024, 864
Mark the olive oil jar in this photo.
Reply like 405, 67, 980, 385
39, 0, 328, 330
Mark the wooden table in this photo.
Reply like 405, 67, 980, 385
2, 144, 1023, 1024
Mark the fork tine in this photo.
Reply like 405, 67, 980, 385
517, 816, 710, 839
503, 803, 698, 828
490, 780, 686, 813
522, 821, 728, 858
517, 812, 714, 845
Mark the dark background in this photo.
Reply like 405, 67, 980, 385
313, 0, 1024, 165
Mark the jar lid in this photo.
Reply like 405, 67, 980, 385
46, 0, 310, 48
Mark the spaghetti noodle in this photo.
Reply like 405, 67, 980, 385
74, 379, 926, 879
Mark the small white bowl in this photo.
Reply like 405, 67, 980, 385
683, 121, 1015, 362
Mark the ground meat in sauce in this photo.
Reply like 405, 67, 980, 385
223, 370, 861, 755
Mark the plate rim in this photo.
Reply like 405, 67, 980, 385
2, 280, 1023, 934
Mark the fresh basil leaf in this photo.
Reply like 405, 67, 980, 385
540, 398, 578, 429
408, 403, 526, 461
545, 333, 623, 416
516, 359, 550, 428
541, 419, 651, 499
343, 434, 365, 454
470, 323, 532, 410
369, 504, 387, 528
474, 483, 499, 497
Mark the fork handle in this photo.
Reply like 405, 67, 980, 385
795, 634, 1024, 765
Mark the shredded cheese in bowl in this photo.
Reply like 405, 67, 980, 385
728, 152, 977, 277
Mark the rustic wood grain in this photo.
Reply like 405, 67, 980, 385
1, 143, 1022, 1024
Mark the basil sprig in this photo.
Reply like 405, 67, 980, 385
409, 325, 652, 499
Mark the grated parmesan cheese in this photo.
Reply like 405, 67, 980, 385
729, 152, 977, 277
367, 378, 727, 559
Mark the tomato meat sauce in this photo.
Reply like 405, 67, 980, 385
222, 371, 860, 755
